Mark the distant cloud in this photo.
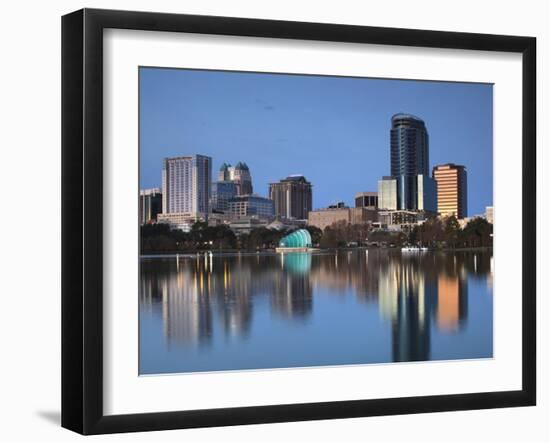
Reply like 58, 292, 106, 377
255, 98, 275, 111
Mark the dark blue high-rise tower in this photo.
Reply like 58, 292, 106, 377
390, 113, 436, 211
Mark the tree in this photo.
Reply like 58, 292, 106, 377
460, 218, 493, 248
443, 215, 461, 248
320, 226, 339, 248
417, 217, 445, 247
367, 229, 405, 247
305, 225, 323, 246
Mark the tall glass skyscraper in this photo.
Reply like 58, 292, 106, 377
389, 113, 436, 212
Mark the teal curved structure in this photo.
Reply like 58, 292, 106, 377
279, 229, 312, 248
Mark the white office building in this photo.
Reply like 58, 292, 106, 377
161, 154, 212, 221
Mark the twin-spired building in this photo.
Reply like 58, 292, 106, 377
218, 162, 253, 196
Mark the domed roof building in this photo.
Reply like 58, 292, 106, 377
278, 229, 312, 250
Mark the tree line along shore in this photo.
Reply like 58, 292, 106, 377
141, 216, 493, 254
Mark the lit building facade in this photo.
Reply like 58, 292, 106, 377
269, 175, 312, 220
161, 154, 212, 216
378, 210, 426, 231
485, 206, 494, 224
378, 177, 398, 210
355, 192, 378, 209
432, 163, 468, 218
416, 174, 437, 212
228, 195, 274, 219
139, 188, 162, 225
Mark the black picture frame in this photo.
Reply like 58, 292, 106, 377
62, 8, 536, 435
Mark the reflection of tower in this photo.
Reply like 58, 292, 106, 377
272, 253, 313, 318
378, 260, 400, 321
160, 267, 213, 346
379, 257, 436, 362
216, 260, 253, 337
436, 274, 468, 332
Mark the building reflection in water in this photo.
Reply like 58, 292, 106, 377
437, 274, 468, 332
271, 253, 313, 320
140, 249, 491, 363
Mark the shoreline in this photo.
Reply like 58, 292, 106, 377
140, 246, 492, 259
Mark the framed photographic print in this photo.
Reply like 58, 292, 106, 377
61, 8, 536, 435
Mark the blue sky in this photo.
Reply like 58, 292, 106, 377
139, 67, 493, 216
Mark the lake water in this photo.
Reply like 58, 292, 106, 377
139, 249, 493, 375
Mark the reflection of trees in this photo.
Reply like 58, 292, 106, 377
140, 250, 490, 359
309, 250, 379, 301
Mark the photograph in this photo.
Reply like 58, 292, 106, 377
138, 67, 494, 375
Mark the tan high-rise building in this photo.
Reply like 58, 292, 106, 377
269, 175, 312, 220
432, 163, 467, 219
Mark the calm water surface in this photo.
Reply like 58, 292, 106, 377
139, 249, 493, 374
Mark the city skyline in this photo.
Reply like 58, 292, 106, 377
140, 67, 493, 215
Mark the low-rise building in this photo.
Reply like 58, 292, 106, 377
307, 207, 378, 231
355, 192, 378, 209
378, 210, 426, 231
157, 212, 205, 232
207, 212, 233, 227
228, 194, 274, 219
229, 216, 270, 235
210, 181, 238, 212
